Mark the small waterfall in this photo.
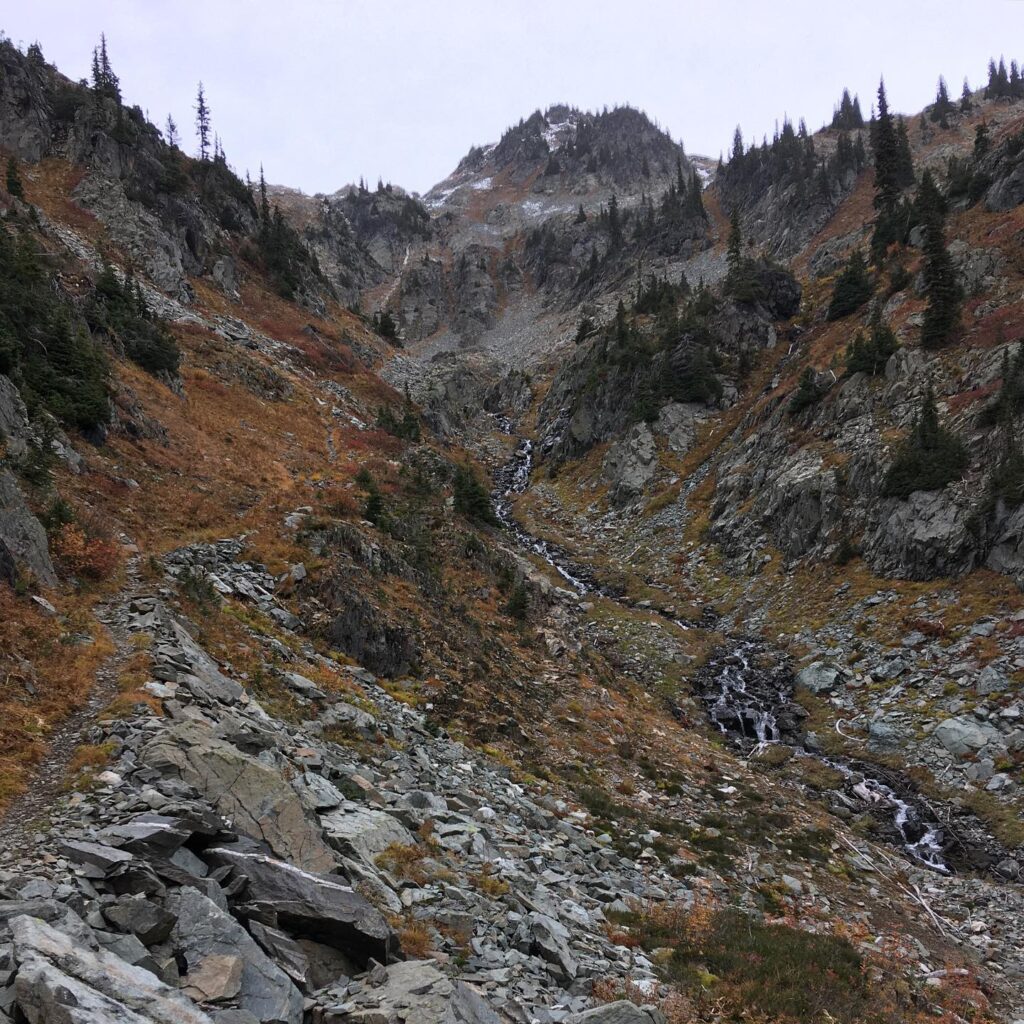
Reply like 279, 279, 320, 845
699, 642, 952, 874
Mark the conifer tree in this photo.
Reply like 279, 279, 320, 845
872, 80, 902, 212
895, 118, 915, 185
5, 157, 24, 200
90, 33, 121, 102
726, 208, 742, 271
827, 249, 872, 320
258, 165, 270, 223
608, 193, 623, 250
917, 172, 961, 349
960, 78, 973, 113
195, 82, 211, 161
164, 114, 179, 148
883, 387, 968, 496
931, 76, 954, 126
974, 120, 990, 159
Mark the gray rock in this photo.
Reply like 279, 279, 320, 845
602, 423, 657, 506
143, 721, 336, 873
976, 665, 1009, 696
319, 959, 502, 1023
795, 662, 840, 695
203, 844, 398, 966
933, 716, 1001, 757
319, 806, 415, 865
11, 914, 212, 1024
568, 1003, 666, 1024
166, 887, 302, 1024
0, 469, 56, 587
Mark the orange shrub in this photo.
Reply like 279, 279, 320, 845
53, 524, 121, 581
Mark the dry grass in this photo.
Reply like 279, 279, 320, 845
0, 589, 113, 810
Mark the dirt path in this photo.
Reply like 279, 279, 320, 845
1, 553, 147, 852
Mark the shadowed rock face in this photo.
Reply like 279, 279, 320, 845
0, 469, 56, 587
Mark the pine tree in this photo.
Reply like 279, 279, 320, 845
918, 173, 961, 349
608, 193, 623, 250
258, 165, 270, 223
89, 33, 121, 102
726, 208, 742, 272
960, 78, 973, 113
195, 82, 211, 161
872, 80, 902, 212
789, 366, 826, 414
686, 169, 707, 220
974, 120, 990, 159
931, 76, 954, 126
5, 157, 24, 200
883, 387, 968, 496
827, 249, 873, 320
164, 114, 179, 148
845, 306, 898, 375
574, 203, 586, 224
731, 126, 744, 163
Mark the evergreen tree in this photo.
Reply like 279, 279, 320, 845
960, 78, 973, 113
726, 208, 742, 272
574, 203, 586, 224
917, 173, 961, 349
789, 366, 826, 415
258, 164, 270, 223
883, 387, 968, 496
974, 120, 990, 159
832, 88, 865, 130
845, 307, 898, 375
931, 76, 954, 126
686, 168, 707, 220
826, 249, 872, 320
5, 157, 24, 200
164, 114, 179, 148
607, 193, 622, 249
453, 466, 497, 525
90, 33, 121, 103
195, 82, 211, 161
872, 80, 902, 211
731, 125, 744, 163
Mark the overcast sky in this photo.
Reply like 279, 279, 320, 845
6, 1, 1024, 195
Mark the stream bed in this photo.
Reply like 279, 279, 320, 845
493, 431, 1014, 879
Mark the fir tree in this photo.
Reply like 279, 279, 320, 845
574, 203, 586, 224
917, 173, 961, 349
845, 307, 898, 375
195, 82, 211, 161
883, 387, 968, 496
5, 157, 24, 200
872, 80, 902, 211
895, 118, 915, 185
931, 76, 954, 126
607, 193, 623, 250
960, 78, 973, 113
826, 249, 872, 320
726, 208, 742, 271
90, 33, 121, 103
789, 366, 826, 415
974, 120, 990, 159
258, 164, 270, 223
164, 114, 179, 148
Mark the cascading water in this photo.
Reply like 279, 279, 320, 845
492, 424, 955, 874
698, 642, 952, 873
493, 433, 594, 595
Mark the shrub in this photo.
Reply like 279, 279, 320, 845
53, 523, 121, 580
505, 582, 530, 621
883, 388, 968, 497
665, 908, 870, 1023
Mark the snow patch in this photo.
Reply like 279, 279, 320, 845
470, 177, 493, 191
